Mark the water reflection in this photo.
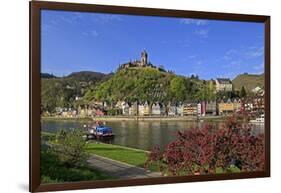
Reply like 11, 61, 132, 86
41, 120, 264, 151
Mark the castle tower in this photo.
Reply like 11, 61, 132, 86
141, 50, 148, 67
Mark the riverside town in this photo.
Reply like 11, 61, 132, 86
42, 51, 265, 122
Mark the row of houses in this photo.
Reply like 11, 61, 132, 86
53, 105, 106, 118
54, 85, 264, 118
54, 95, 264, 118
116, 99, 243, 117
55, 96, 264, 118
73, 97, 262, 117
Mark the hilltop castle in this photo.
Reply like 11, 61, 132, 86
118, 50, 156, 70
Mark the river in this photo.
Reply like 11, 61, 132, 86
41, 119, 264, 151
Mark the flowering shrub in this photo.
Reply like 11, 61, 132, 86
145, 113, 264, 176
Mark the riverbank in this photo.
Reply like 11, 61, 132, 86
93, 115, 226, 122
41, 116, 92, 121
41, 132, 158, 172
41, 132, 241, 178
42, 115, 228, 122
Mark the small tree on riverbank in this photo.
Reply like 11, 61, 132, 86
52, 129, 89, 167
145, 112, 265, 176
240, 86, 247, 98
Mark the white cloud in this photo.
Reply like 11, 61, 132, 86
196, 60, 203, 65
82, 30, 99, 37
223, 46, 264, 61
41, 23, 58, 34
59, 15, 78, 24
90, 30, 98, 37
187, 55, 196, 59
73, 12, 83, 19
95, 14, 122, 23
246, 47, 264, 58
43, 12, 83, 29
180, 18, 208, 26
223, 49, 237, 60
230, 60, 242, 67
226, 49, 237, 56
194, 29, 209, 38
253, 63, 264, 72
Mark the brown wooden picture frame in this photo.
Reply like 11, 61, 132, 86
30, 1, 270, 192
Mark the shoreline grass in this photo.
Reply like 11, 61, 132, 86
86, 142, 158, 172
41, 132, 153, 169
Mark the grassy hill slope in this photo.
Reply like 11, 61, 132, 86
232, 73, 264, 91
83, 67, 202, 104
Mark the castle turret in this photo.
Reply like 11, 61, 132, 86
141, 50, 148, 67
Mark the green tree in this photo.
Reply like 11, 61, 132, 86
195, 81, 216, 101
169, 77, 186, 102
52, 129, 89, 167
92, 68, 174, 112
240, 86, 247, 98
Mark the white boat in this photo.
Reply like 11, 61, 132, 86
250, 114, 264, 123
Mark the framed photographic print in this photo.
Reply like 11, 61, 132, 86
30, 1, 270, 192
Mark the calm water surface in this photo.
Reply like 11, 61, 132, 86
41, 120, 264, 151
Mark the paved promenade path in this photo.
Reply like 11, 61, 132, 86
87, 154, 162, 179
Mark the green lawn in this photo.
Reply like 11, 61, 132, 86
86, 142, 158, 171
41, 132, 150, 168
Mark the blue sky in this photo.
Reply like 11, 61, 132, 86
41, 10, 264, 80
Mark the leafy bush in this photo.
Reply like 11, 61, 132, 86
52, 129, 89, 167
41, 149, 112, 183
145, 113, 264, 176
106, 108, 122, 116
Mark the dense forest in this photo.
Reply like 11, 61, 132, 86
83, 68, 212, 106
41, 71, 111, 113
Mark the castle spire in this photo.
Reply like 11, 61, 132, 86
141, 50, 148, 67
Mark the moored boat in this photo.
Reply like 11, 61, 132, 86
85, 124, 115, 140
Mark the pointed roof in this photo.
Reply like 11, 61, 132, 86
216, 78, 232, 84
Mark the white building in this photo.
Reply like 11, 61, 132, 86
139, 101, 150, 116
197, 103, 202, 116
151, 103, 161, 115
215, 78, 232, 92
129, 102, 138, 116
168, 105, 177, 116
176, 104, 183, 116
122, 102, 129, 115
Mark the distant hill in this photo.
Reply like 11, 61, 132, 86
232, 73, 264, 92
41, 73, 57, 79
66, 71, 108, 82
41, 71, 111, 112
